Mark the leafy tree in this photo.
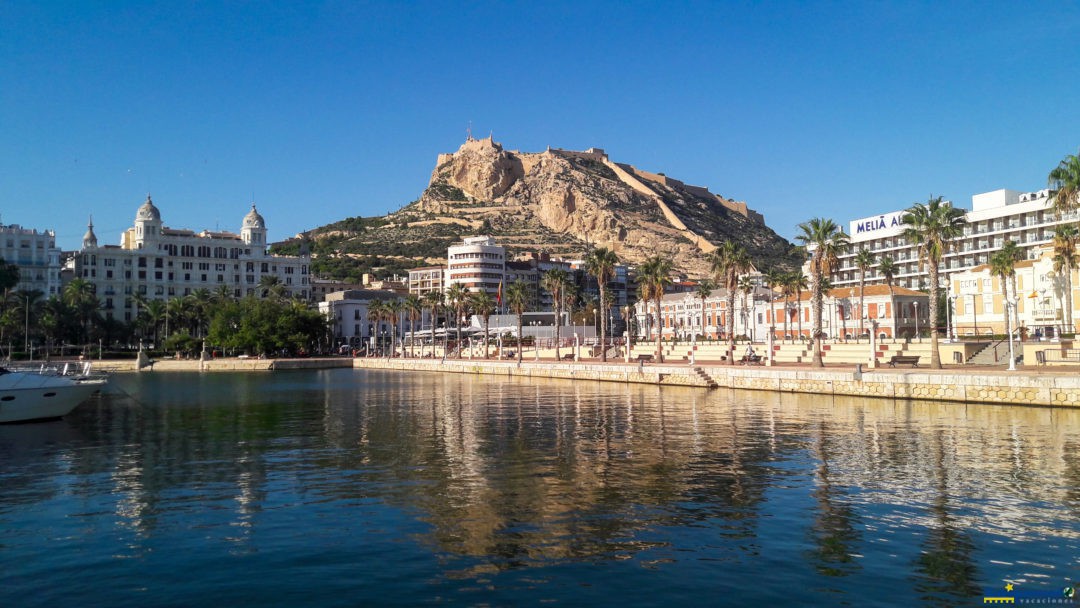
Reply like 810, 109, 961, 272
0, 258, 19, 293
469, 290, 495, 359
796, 218, 849, 367
1048, 151, 1080, 217
542, 268, 572, 360
504, 280, 530, 362
584, 246, 619, 361
853, 248, 876, 337
637, 255, 673, 362
1052, 224, 1078, 334
901, 196, 966, 368
710, 241, 752, 365
695, 278, 715, 339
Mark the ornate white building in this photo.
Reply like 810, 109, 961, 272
0, 221, 62, 297
76, 195, 310, 321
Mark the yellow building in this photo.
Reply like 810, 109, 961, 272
949, 244, 1078, 339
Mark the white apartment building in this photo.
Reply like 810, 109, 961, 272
319, 289, 404, 350
77, 195, 310, 322
1, 222, 62, 297
445, 236, 505, 297
835, 188, 1074, 291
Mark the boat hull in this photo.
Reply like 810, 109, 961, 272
0, 375, 106, 424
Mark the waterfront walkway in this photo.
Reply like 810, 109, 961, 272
94, 352, 1080, 409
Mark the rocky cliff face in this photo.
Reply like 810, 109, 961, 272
302, 137, 798, 279
413, 138, 796, 275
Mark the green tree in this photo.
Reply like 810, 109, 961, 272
710, 241, 753, 365
853, 248, 876, 337
695, 278, 715, 339
63, 278, 100, 348
445, 283, 470, 359
901, 196, 966, 368
469, 290, 495, 359
990, 248, 1018, 353
584, 246, 619, 361
402, 294, 422, 357
504, 280, 530, 363
1052, 224, 1078, 334
0, 258, 19, 293
638, 256, 673, 362
796, 218, 849, 367
422, 290, 445, 357
877, 256, 898, 334
1048, 151, 1080, 218
542, 268, 572, 361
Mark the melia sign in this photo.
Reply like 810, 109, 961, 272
848, 210, 907, 242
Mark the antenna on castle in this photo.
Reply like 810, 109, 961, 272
466, 121, 473, 141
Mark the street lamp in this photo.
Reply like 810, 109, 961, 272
913, 301, 920, 341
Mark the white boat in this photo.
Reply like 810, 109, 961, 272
0, 362, 108, 423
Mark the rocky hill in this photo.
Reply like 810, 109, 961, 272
290, 137, 800, 280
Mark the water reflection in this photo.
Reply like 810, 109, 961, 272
1, 370, 1078, 606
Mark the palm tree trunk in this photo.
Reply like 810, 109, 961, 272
726, 291, 736, 366
517, 318, 523, 362
554, 302, 562, 361
812, 275, 824, 367
599, 285, 608, 362
858, 274, 865, 338
928, 267, 942, 369
654, 295, 663, 363
483, 316, 490, 359
1067, 270, 1075, 335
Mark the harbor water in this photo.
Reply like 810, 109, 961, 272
1, 369, 1078, 606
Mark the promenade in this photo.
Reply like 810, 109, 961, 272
96, 346, 1080, 409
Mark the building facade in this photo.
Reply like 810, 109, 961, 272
0, 222, 62, 297
445, 236, 505, 297
319, 289, 405, 351
835, 188, 1075, 291
949, 243, 1079, 338
77, 196, 310, 322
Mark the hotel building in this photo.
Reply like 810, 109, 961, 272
77, 195, 310, 321
834, 188, 1075, 291
445, 236, 506, 298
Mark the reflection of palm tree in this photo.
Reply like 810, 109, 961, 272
913, 430, 980, 601
806, 419, 862, 577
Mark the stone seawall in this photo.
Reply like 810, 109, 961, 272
351, 358, 1080, 408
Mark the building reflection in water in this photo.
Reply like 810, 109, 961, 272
2, 369, 1079, 599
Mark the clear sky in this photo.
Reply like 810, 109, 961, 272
3, 1, 1079, 252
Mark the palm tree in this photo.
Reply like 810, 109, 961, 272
990, 248, 1017, 354
584, 247, 619, 361
997, 240, 1023, 336
445, 284, 470, 359
1052, 224, 1078, 334
1048, 151, 1080, 218
63, 278, 99, 347
402, 294, 422, 357
796, 218, 849, 367
469, 290, 495, 359
878, 256, 898, 336
541, 268, 572, 361
421, 290, 444, 358
901, 196, 966, 368
504, 280, 530, 363
710, 241, 752, 366
853, 248, 876, 337
386, 299, 402, 357
738, 275, 755, 339
784, 271, 808, 341
695, 278, 715, 339
367, 299, 386, 354
638, 255, 673, 362
776, 273, 794, 340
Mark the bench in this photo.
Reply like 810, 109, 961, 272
739, 354, 762, 366
636, 354, 654, 363
888, 355, 920, 367
562, 353, 575, 360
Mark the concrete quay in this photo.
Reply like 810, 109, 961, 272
93, 354, 1080, 408
350, 356, 1080, 409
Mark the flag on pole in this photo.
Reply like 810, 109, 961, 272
496, 281, 503, 307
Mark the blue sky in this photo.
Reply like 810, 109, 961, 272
3, 1, 1079, 251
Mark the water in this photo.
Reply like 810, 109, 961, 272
1, 369, 1078, 607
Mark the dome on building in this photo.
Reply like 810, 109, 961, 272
243, 203, 266, 230
82, 217, 98, 249
135, 194, 161, 222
